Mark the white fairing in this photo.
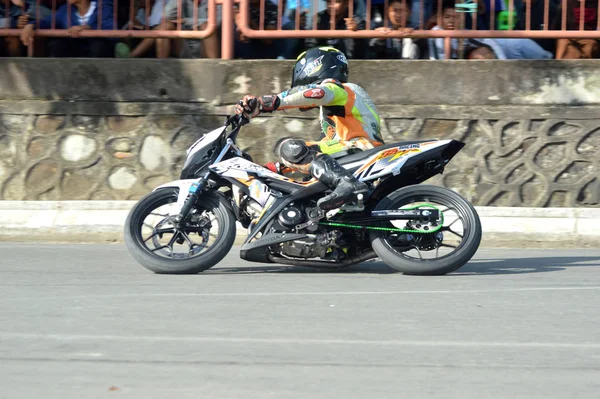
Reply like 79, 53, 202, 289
209, 158, 283, 206
186, 127, 226, 159
210, 157, 285, 181
148, 128, 223, 215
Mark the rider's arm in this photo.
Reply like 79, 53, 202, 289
237, 81, 348, 116
275, 81, 348, 110
252, 81, 348, 113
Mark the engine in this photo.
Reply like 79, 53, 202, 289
281, 230, 346, 260
240, 196, 347, 260
275, 205, 347, 259
277, 206, 305, 229
242, 199, 308, 233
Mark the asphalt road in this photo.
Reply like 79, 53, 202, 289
1, 244, 599, 399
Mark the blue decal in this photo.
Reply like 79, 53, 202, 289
189, 183, 200, 193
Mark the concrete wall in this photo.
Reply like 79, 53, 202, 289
0, 59, 598, 206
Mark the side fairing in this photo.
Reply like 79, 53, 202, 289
210, 157, 319, 189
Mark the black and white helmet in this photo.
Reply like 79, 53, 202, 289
291, 47, 349, 88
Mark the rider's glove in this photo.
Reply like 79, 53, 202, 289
235, 95, 280, 119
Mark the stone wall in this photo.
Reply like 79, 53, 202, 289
0, 59, 598, 206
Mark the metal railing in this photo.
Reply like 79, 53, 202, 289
0, 0, 218, 56
0, 0, 217, 37
1, 0, 599, 59
236, 0, 600, 37
232, 0, 600, 59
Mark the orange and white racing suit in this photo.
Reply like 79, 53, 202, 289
271, 78, 384, 174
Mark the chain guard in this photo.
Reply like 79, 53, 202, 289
320, 204, 444, 234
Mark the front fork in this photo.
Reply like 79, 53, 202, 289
173, 177, 207, 229
174, 138, 241, 228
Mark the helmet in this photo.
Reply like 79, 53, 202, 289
291, 47, 349, 88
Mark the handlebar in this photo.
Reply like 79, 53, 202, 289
225, 99, 258, 128
224, 113, 247, 128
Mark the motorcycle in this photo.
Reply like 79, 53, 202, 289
124, 111, 482, 275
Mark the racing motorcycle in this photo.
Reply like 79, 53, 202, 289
124, 112, 482, 275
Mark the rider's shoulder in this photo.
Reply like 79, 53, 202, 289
319, 79, 346, 89
340, 82, 369, 95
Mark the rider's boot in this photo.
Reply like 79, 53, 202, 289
309, 153, 370, 211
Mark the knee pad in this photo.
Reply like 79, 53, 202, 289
276, 139, 313, 164
272, 136, 294, 157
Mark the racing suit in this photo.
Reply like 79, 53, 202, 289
269, 78, 384, 173
238, 78, 384, 210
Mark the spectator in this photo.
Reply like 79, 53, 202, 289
493, 37, 553, 59
514, 0, 559, 53
480, 0, 506, 28
233, 0, 298, 59
305, 0, 367, 59
463, 0, 493, 30
0, 0, 51, 56
429, 0, 495, 30
465, 43, 499, 59
287, 0, 366, 30
284, 0, 311, 29
156, 0, 221, 58
281, 0, 309, 59
409, 0, 434, 29
427, 0, 461, 59
115, 0, 164, 57
428, 0, 551, 60
368, 0, 420, 59
20, 0, 115, 57
554, 0, 600, 59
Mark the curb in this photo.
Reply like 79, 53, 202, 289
0, 201, 598, 248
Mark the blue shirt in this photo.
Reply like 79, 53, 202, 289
32, 0, 114, 30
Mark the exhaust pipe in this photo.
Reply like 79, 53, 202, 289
267, 250, 378, 269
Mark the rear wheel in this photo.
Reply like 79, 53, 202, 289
124, 188, 236, 274
369, 185, 481, 275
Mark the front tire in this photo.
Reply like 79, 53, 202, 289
124, 188, 236, 274
369, 185, 481, 275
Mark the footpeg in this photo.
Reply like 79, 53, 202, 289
339, 192, 367, 212
357, 193, 364, 208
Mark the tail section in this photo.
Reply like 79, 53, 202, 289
351, 140, 463, 181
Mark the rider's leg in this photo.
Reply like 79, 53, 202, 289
275, 138, 369, 211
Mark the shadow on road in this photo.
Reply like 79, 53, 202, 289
455, 256, 600, 275
207, 257, 600, 276
208, 260, 398, 275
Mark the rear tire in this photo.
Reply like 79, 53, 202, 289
369, 185, 481, 275
124, 188, 236, 274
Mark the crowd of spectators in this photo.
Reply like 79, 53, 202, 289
0, 0, 598, 59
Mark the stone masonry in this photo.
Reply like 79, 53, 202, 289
0, 59, 598, 206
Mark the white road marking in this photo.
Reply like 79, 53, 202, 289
1, 332, 599, 349
72, 352, 104, 357
4, 286, 600, 302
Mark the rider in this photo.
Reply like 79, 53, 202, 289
235, 46, 384, 211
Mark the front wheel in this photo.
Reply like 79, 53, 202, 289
124, 188, 236, 274
369, 185, 481, 275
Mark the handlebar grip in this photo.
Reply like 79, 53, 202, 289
247, 98, 258, 110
